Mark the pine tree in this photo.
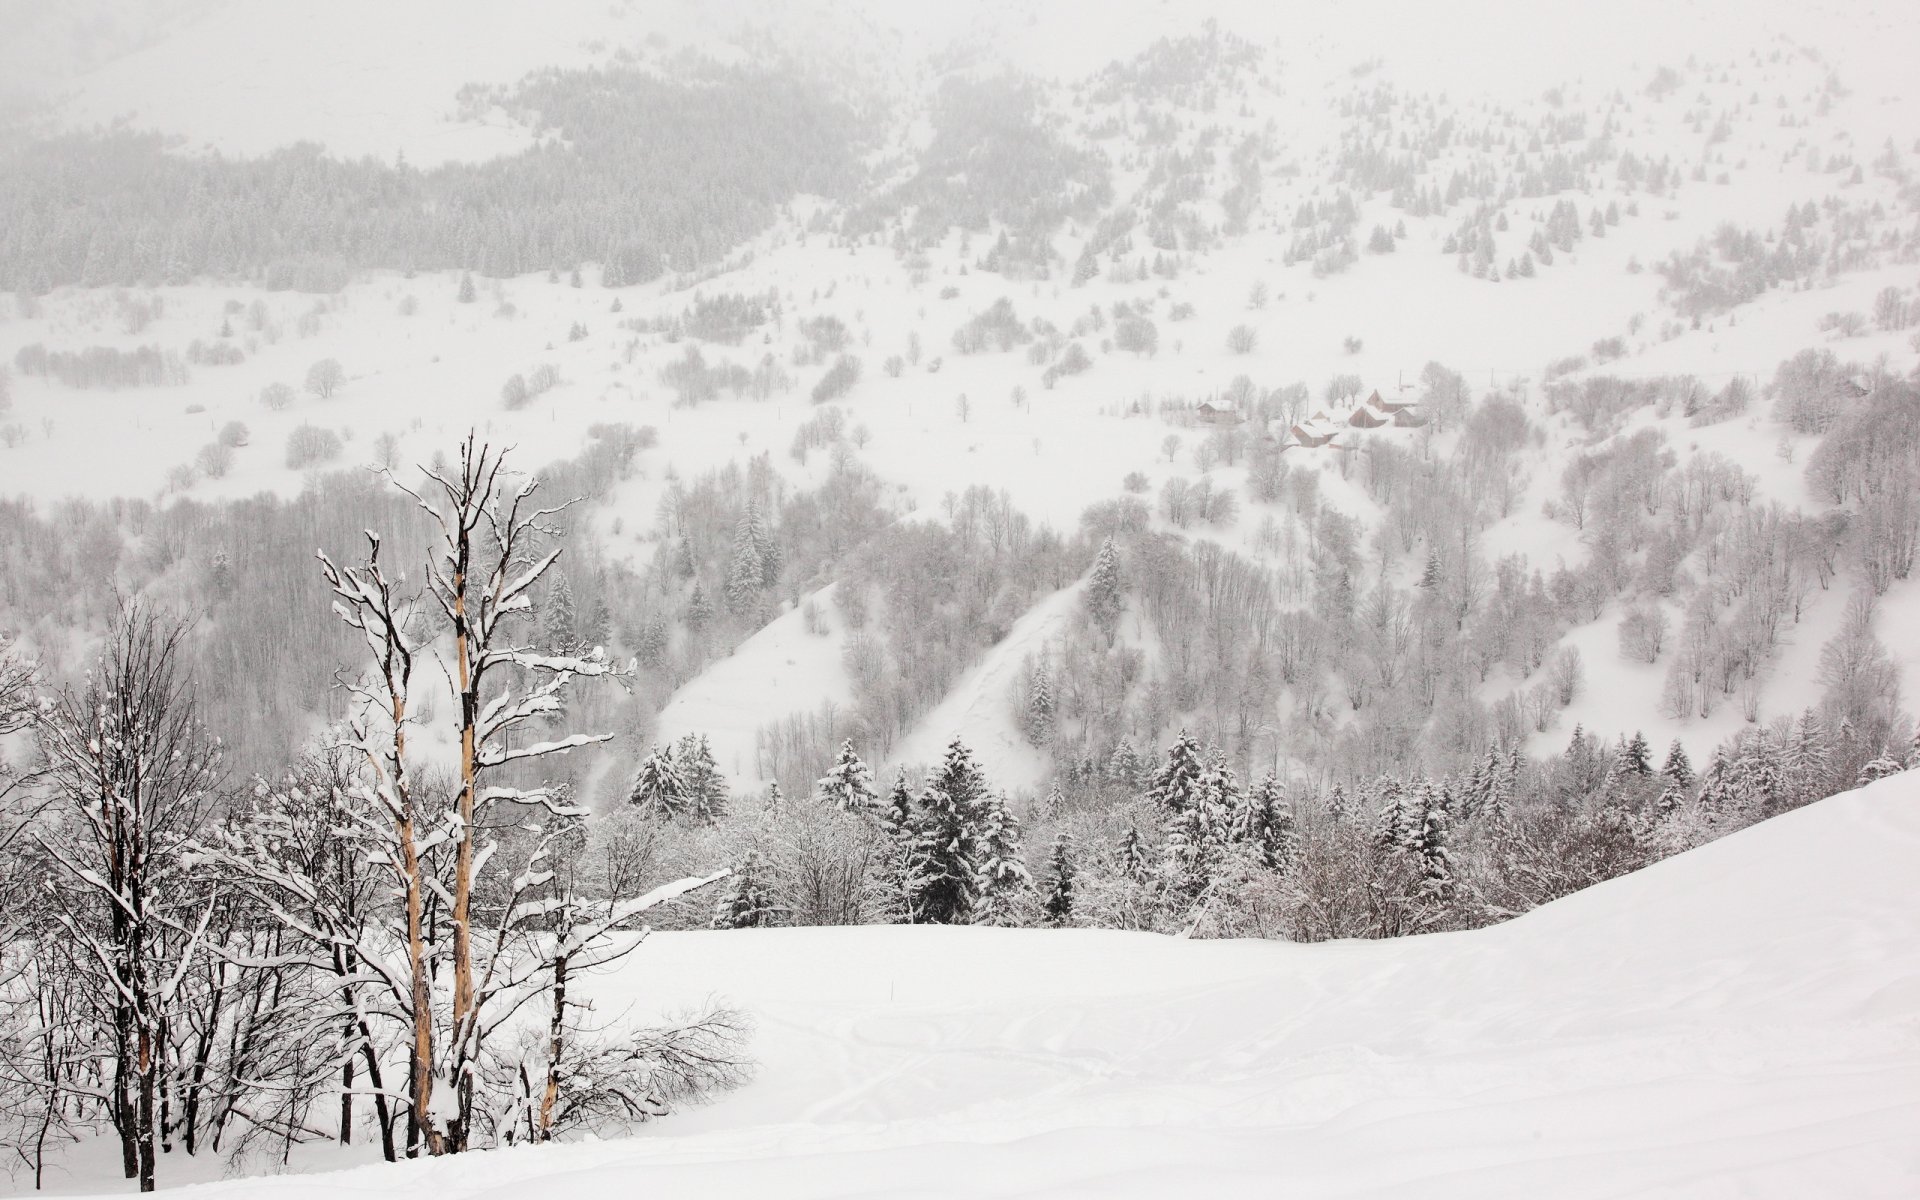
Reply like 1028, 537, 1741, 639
543, 573, 578, 654
905, 781, 975, 925
1662, 740, 1696, 789
1163, 754, 1235, 899
1042, 832, 1076, 924
1624, 730, 1653, 776
579, 594, 612, 654
1040, 779, 1067, 818
882, 771, 914, 832
1084, 537, 1124, 637
685, 583, 713, 630
1150, 730, 1207, 815
816, 739, 879, 812
1371, 777, 1413, 852
724, 510, 765, 616
672, 733, 727, 822
1487, 751, 1518, 823
712, 849, 784, 929
1236, 770, 1296, 870
1326, 781, 1350, 821
1022, 663, 1056, 746
904, 740, 989, 924
1405, 781, 1454, 897
457, 271, 477, 303
628, 744, 687, 817
1695, 745, 1736, 825
636, 615, 669, 667
1784, 710, 1830, 804
1106, 737, 1146, 791
971, 790, 1031, 926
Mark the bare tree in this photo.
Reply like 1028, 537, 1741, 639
35, 609, 223, 1192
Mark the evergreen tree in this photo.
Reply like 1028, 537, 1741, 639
816, 739, 879, 812
971, 790, 1031, 926
1084, 537, 1125, 637
1042, 832, 1076, 924
579, 594, 612, 654
636, 615, 669, 667
685, 583, 713, 630
1371, 777, 1413, 852
723, 501, 781, 617
543, 572, 578, 654
1326, 781, 1350, 821
1235, 770, 1297, 871
628, 744, 687, 817
457, 271, 477, 303
1022, 663, 1056, 746
712, 849, 784, 929
1783, 709, 1829, 803
1661, 740, 1696, 790
1163, 754, 1235, 899
1624, 730, 1653, 776
1149, 730, 1208, 815
1695, 745, 1737, 825
882, 771, 915, 832
905, 781, 976, 925
1040, 779, 1067, 818
1405, 781, 1454, 898
904, 740, 989, 924
672, 733, 727, 822
1106, 737, 1146, 791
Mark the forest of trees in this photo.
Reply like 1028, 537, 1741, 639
0, 64, 858, 293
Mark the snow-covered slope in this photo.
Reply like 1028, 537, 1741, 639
65, 772, 1919, 1199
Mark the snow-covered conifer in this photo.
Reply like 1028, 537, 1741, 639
628, 744, 688, 817
1662, 739, 1696, 790
816, 739, 879, 813
1022, 662, 1056, 746
673, 733, 727, 822
1042, 832, 1077, 924
1149, 730, 1207, 815
1084, 536, 1125, 637
543, 572, 578, 654
971, 790, 1031, 926
1624, 730, 1652, 776
712, 849, 783, 929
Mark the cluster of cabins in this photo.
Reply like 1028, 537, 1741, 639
1284, 390, 1426, 448
1191, 388, 1426, 449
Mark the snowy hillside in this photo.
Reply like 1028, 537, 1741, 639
31, 771, 1917, 1199
4, 8, 1920, 1193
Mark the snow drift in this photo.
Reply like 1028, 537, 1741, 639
55, 772, 1919, 1199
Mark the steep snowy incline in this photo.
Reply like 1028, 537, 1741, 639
95, 773, 1920, 1199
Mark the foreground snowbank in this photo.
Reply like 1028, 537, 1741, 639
60, 776, 1920, 1198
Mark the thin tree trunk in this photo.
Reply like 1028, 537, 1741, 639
537, 950, 569, 1141
448, 558, 476, 1155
